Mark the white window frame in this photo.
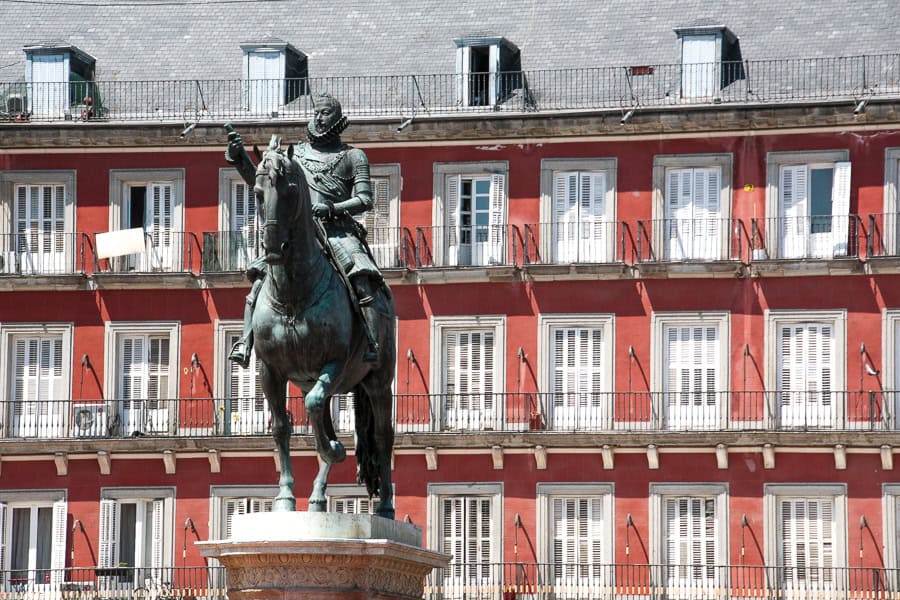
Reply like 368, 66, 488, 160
99, 487, 175, 577
363, 164, 402, 269
426, 482, 503, 559
242, 45, 286, 115
104, 322, 180, 435
537, 314, 614, 431
882, 309, 900, 430
881, 147, 900, 256
649, 483, 728, 588
432, 161, 508, 267
651, 311, 730, 430
764, 310, 846, 428
0, 171, 77, 275
430, 315, 506, 431
326, 483, 388, 515
25, 51, 69, 117
652, 154, 733, 261
883, 483, 900, 572
208, 485, 278, 542
765, 150, 851, 259
536, 482, 614, 566
539, 158, 618, 264
217, 169, 262, 273
455, 40, 502, 107
0, 489, 67, 589
764, 484, 847, 588
0, 323, 73, 439
108, 169, 185, 272
679, 34, 721, 99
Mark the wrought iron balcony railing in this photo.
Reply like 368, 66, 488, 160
3, 54, 900, 123
0, 566, 224, 598
751, 216, 861, 260
93, 230, 198, 274
636, 218, 748, 263
866, 212, 900, 257
0, 391, 891, 440
523, 221, 624, 265
0, 232, 89, 275
415, 225, 521, 268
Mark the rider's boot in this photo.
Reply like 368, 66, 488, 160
229, 279, 261, 368
353, 277, 380, 363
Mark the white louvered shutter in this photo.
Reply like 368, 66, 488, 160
446, 175, 461, 265
0, 503, 6, 571
469, 497, 492, 580
780, 165, 809, 259
442, 498, 464, 582
553, 172, 578, 262
552, 497, 604, 582
681, 35, 717, 99
456, 46, 471, 106
666, 169, 693, 260
778, 323, 833, 427
231, 180, 259, 269
147, 183, 174, 270
665, 325, 719, 429
223, 499, 243, 540
487, 173, 506, 264
781, 498, 834, 586
13, 184, 66, 274
443, 330, 495, 430
12, 336, 64, 437
665, 497, 717, 585
227, 333, 266, 434
579, 172, 607, 262
50, 499, 67, 583
830, 162, 852, 256
551, 327, 605, 430
150, 500, 164, 569
693, 168, 721, 260
332, 497, 372, 515
361, 176, 394, 267
98, 499, 119, 568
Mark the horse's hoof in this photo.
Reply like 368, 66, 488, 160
308, 499, 326, 512
376, 507, 395, 520
324, 440, 346, 464
273, 496, 296, 512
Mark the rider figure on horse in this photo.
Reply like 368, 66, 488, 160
225, 93, 383, 366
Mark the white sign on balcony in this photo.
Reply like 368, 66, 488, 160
96, 227, 145, 259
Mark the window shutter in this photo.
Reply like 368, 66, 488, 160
580, 172, 607, 261
446, 175, 461, 265
223, 499, 241, 540
693, 168, 722, 259
50, 499, 67, 582
470, 497, 492, 567
13, 338, 33, 404
98, 499, 119, 568
666, 169, 693, 260
780, 165, 809, 258
487, 173, 506, 264
552, 497, 604, 571
150, 499, 164, 569
442, 498, 463, 570
148, 337, 170, 401
456, 46, 471, 105
0, 503, 6, 570
553, 172, 578, 261
444, 331, 459, 396
781, 498, 835, 583
363, 176, 392, 234
831, 162, 852, 256
120, 336, 145, 401
665, 325, 719, 428
665, 497, 716, 581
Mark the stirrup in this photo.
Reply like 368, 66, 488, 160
228, 341, 251, 369
364, 343, 379, 363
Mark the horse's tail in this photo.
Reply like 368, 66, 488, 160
353, 384, 381, 499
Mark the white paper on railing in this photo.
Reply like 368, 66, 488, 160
95, 228, 146, 259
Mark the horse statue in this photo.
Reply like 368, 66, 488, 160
250, 135, 396, 518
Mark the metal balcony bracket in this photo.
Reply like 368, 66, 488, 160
534, 445, 547, 470
491, 445, 504, 470
762, 444, 776, 469
716, 444, 729, 470
54, 452, 68, 477
833, 445, 847, 470
881, 445, 894, 471
601, 445, 615, 470
163, 450, 177, 475
425, 447, 438, 471
646, 444, 659, 470
208, 449, 222, 473
97, 451, 111, 475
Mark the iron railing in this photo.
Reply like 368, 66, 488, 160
425, 562, 900, 600
0, 232, 89, 275
751, 215, 861, 260
866, 213, 900, 258
636, 218, 747, 263
415, 225, 520, 268
522, 221, 624, 265
2, 391, 890, 440
94, 231, 198, 274
3, 54, 900, 123
0, 566, 224, 598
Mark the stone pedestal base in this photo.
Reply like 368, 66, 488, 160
198, 513, 448, 600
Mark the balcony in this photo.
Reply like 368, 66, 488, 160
0, 391, 891, 442
522, 221, 625, 278
635, 218, 748, 276
415, 225, 521, 271
0, 232, 88, 276
751, 216, 861, 261
94, 230, 198, 274
201, 227, 414, 274
3, 54, 900, 123
0, 566, 223, 599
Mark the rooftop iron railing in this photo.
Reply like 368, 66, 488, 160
0, 390, 891, 440
3, 54, 899, 123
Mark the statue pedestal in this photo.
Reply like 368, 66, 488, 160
197, 512, 449, 600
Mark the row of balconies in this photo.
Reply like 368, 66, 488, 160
2, 563, 896, 599
3, 390, 893, 440
4, 215, 898, 277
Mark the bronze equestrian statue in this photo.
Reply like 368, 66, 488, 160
224, 94, 396, 518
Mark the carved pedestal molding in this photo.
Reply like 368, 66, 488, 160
198, 512, 449, 600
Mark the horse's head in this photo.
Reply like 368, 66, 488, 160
255, 135, 306, 264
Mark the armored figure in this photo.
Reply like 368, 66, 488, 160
225, 93, 383, 366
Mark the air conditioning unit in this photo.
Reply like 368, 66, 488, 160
73, 404, 109, 437
6, 94, 25, 114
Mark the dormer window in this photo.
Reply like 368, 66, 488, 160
674, 24, 741, 100
241, 38, 307, 116
23, 42, 94, 118
454, 36, 520, 107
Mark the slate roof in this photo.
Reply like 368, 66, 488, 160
0, 0, 898, 83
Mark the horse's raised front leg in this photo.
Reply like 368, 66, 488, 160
305, 362, 346, 512
260, 362, 294, 512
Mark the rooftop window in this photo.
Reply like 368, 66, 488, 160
454, 35, 520, 107
22, 42, 95, 118
240, 38, 307, 116
673, 24, 742, 100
